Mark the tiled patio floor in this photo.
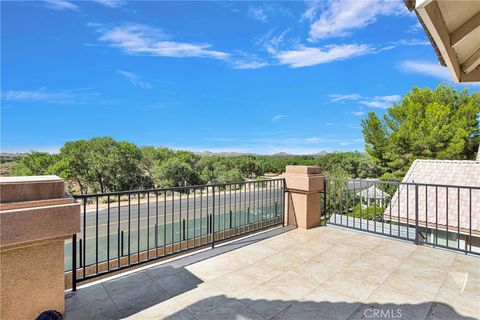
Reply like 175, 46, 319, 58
65, 226, 480, 320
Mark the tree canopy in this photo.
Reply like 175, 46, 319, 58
362, 84, 480, 180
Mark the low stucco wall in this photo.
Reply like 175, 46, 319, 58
0, 176, 80, 320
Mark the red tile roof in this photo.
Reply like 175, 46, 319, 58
384, 159, 480, 235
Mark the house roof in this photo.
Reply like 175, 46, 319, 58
384, 159, 480, 235
346, 179, 376, 190
357, 185, 390, 199
404, 0, 480, 83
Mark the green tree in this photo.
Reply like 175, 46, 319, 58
362, 84, 480, 180
11, 152, 60, 176
153, 157, 199, 188
59, 137, 143, 193
111, 141, 143, 191
316, 152, 381, 178
59, 140, 91, 193
234, 155, 260, 178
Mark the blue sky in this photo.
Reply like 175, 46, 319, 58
1, 0, 478, 154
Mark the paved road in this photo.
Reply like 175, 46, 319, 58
65, 188, 284, 271
79, 188, 284, 238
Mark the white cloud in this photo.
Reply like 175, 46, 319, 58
272, 115, 287, 122
406, 21, 423, 34
92, 0, 124, 8
393, 39, 430, 46
307, 0, 405, 41
231, 52, 269, 69
248, 6, 268, 23
302, 1, 323, 22
248, 4, 293, 23
274, 44, 372, 68
350, 111, 366, 116
400, 60, 451, 81
232, 60, 269, 70
2, 88, 98, 104
94, 23, 230, 60
325, 122, 335, 125
359, 95, 401, 109
43, 0, 79, 11
330, 93, 401, 109
175, 134, 364, 154
255, 28, 292, 55
329, 93, 362, 102
116, 70, 151, 89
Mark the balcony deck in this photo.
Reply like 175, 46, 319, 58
65, 226, 480, 320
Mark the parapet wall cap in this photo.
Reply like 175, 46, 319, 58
285, 166, 322, 175
0, 175, 63, 184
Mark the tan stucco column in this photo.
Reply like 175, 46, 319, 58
282, 166, 324, 229
0, 176, 80, 320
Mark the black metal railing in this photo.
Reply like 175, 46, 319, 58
67, 178, 285, 290
324, 178, 479, 255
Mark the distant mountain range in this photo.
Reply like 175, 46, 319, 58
1, 150, 329, 159
0, 152, 28, 161
195, 151, 328, 157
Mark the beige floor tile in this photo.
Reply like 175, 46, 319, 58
283, 243, 323, 262
302, 286, 360, 303
358, 250, 404, 272
128, 283, 224, 319
311, 246, 360, 266
405, 246, 456, 270
276, 229, 316, 243
435, 285, 480, 318
289, 260, 334, 285
208, 271, 261, 296
260, 235, 302, 251
341, 259, 393, 285
263, 271, 318, 300
318, 275, 380, 301
240, 261, 283, 283
451, 254, 480, 277
366, 283, 434, 304
339, 233, 383, 252
235, 243, 279, 261
186, 260, 230, 282
382, 266, 447, 297
237, 282, 294, 301
440, 270, 480, 295
301, 239, 336, 255
374, 239, 416, 259
262, 252, 304, 272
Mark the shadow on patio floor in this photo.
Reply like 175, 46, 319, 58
65, 264, 203, 319
158, 295, 477, 320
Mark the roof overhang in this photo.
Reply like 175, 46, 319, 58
405, 0, 480, 83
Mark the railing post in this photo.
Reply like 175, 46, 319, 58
182, 219, 186, 241
415, 184, 419, 244
211, 187, 215, 249
282, 178, 286, 227
79, 238, 83, 268
72, 234, 77, 292
282, 166, 324, 229
323, 178, 328, 226
121, 230, 124, 256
